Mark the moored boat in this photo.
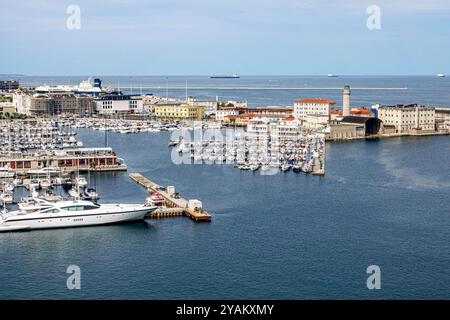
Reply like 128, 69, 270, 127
0, 198, 157, 231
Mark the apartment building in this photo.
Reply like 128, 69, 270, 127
293, 99, 336, 119
376, 104, 435, 133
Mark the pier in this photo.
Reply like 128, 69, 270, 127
129, 173, 212, 222
312, 148, 326, 176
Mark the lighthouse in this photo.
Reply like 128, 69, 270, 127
343, 85, 351, 116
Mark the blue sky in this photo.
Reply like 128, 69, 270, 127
1, 0, 450, 75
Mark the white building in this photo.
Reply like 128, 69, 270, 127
247, 122, 270, 138
215, 108, 242, 121
375, 104, 435, 133
246, 118, 303, 142
303, 114, 330, 129
95, 94, 143, 114
294, 99, 336, 120
186, 96, 218, 115
13, 92, 31, 114
225, 100, 248, 108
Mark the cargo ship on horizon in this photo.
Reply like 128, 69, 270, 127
210, 74, 240, 79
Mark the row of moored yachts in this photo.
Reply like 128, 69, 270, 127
170, 135, 324, 173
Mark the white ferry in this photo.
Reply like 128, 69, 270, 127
0, 198, 156, 231
34, 77, 104, 96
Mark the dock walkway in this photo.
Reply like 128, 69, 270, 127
129, 173, 211, 222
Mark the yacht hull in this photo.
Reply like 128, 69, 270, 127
0, 207, 155, 232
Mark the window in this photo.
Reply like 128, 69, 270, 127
83, 205, 100, 210
61, 205, 99, 211
41, 209, 60, 214
62, 206, 83, 211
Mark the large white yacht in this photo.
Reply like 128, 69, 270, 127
0, 198, 156, 232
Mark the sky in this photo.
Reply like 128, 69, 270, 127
1, 0, 450, 75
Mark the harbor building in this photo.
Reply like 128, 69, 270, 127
303, 114, 330, 129
375, 104, 435, 134
0, 80, 19, 92
342, 85, 351, 116
95, 94, 144, 114
186, 96, 218, 115
153, 104, 205, 120
246, 117, 303, 142
339, 116, 383, 135
435, 108, 450, 123
327, 116, 383, 140
0, 102, 16, 115
327, 123, 365, 140
215, 107, 247, 121
144, 100, 183, 114
330, 107, 372, 120
0, 147, 127, 174
222, 108, 293, 126
435, 108, 450, 132
223, 113, 256, 126
14, 93, 96, 115
247, 107, 293, 118
293, 99, 336, 120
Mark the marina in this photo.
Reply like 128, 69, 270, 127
1, 75, 450, 300
2, 0, 450, 302
169, 129, 326, 175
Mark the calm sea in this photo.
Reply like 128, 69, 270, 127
0, 76, 449, 299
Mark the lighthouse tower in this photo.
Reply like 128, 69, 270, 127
343, 85, 351, 116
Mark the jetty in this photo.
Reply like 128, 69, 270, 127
129, 173, 211, 222
312, 148, 326, 176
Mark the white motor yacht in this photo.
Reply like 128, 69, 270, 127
0, 198, 157, 231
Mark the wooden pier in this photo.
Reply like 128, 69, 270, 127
129, 173, 212, 222
312, 147, 326, 176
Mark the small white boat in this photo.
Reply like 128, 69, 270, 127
437, 73, 445, 77
27, 167, 60, 176
42, 190, 62, 202
238, 164, 251, 170
40, 178, 52, 189
2, 183, 14, 192
68, 187, 80, 199
75, 176, 88, 188
0, 166, 14, 179
27, 179, 40, 191
0, 192, 13, 204
82, 188, 99, 201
